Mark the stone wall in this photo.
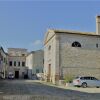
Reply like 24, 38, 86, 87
44, 35, 57, 84
60, 46, 100, 79
32, 50, 44, 74
7, 56, 27, 78
59, 33, 100, 79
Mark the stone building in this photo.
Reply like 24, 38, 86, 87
44, 16, 100, 84
7, 48, 28, 79
26, 50, 44, 79
0, 47, 7, 79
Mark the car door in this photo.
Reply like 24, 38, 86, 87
90, 77, 99, 87
92, 77, 100, 87
83, 77, 92, 86
86, 77, 93, 86
90, 77, 96, 87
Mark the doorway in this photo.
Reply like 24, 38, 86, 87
47, 64, 51, 82
15, 71, 19, 79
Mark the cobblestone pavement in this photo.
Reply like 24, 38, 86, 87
0, 80, 100, 100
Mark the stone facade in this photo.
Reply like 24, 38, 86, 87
0, 47, 7, 79
44, 31, 60, 84
26, 50, 44, 79
0, 47, 44, 79
60, 33, 100, 79
44, 22, 100, 84
7, 48, 28, 79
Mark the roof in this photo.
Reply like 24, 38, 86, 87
8, 48, 27, 50
44, 29, 99, 45
49, 29, 96, 36
27, 50, 43, 56
8, 48, 27, 53
0, 46, 7, 55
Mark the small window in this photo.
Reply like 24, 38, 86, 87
96, 44, 98, 48
48, 45, 51, 50
36, 69, 39, 73
22, 62, 25, 67
22, 54, 25, 56
14, 61, 16, 66
72, 41, 81, 47
18, 62, 20, 66
3, 58, 6, 63
9, 61, 12, 66
43, 59, 44, 64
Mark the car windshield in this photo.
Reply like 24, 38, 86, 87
9, 74, 13, 76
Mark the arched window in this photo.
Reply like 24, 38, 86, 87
48, 45, 51, 50
72, 41, 81, 47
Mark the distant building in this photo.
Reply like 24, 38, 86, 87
44, 16, 100, 84
26, 50, 44, 79
7, 48, 28, 79
0, 47, 7, 79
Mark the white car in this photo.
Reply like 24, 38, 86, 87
36, 73, 44, 80
73, 76, 100, 88
8, 73, 14, 79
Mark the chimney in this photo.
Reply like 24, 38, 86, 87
96, 16, 100, 35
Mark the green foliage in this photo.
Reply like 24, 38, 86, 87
64, 74, 74, 83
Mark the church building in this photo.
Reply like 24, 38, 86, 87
44, 16, 100, 84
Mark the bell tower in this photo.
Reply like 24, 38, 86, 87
96, 16, 100, 35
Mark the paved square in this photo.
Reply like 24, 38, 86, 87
0, 80, 99, 100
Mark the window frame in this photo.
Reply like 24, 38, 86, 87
18, 62, 20, 67
9, 61, 12, 66
14, 61, 16, 66
72, 41, 81, 47
22, 62, 25, 67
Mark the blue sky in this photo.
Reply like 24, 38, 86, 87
0, 0, 100, 52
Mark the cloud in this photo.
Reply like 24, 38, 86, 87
33, 40, 42, 45
30, 40, 42, 46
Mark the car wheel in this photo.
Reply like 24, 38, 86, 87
81, 82, 87, 88
96, 86, 100, 88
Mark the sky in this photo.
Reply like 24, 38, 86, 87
0, 0, 100, 52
